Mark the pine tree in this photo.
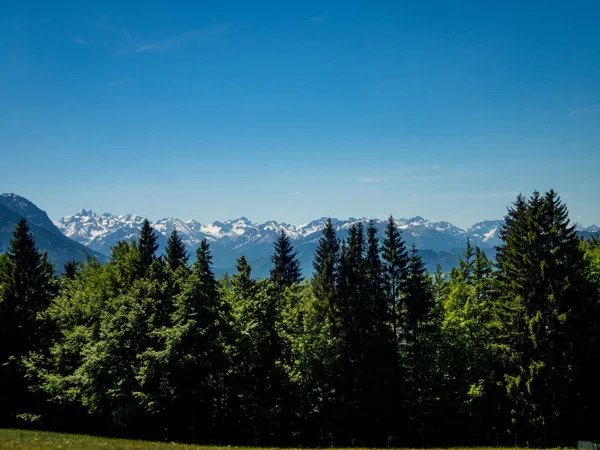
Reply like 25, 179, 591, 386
160, 238, 229, 438
458, 238, 475, 283
136, 219, 159, 276
232, 256, 254, 295
337, 222, 366, 340
270, 230, 301, 290
403, 244, 435, 358
312, 218, 339, 326
402, 244, 437, 440
166, 228, 188, 271
363, 220, 398, 445
382, 215, 409, 341
227, 256, 287, 443
194, 239, 216, 292
63, 260, 81, 280
0, 219, 57, 423
365, 221, 386, 325
493, 190, 597, 445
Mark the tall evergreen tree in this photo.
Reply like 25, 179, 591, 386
226, 256, 287, 443
365, 221, 386, 325
157, 238, 229, 440
0, 219, 57, 424
136, 219, 159, 276
270, 230, 301, 290
493, 190, 597, 445
194, 239, 216, 292
362, 220, 398, 445
166, 228, 188, 271
382, 215, 409, 341
458, 238, 475, 283
337, 222, 366, 341
402, 244, 438, 441
312, 218, 339, 326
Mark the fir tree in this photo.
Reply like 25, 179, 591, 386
493, 190, 597, 445
365, 220, 386, 326
382, 215, 409, 340
136, 219, 159, 276
0, 219, 57, 423
458, 238, 475, 283
166, 228, 188, 271
402, 244, 437, 439
194, 239, 217, 293
167, 228, 189, 270
63, 260, 83, 280
312, 218, 339, 321
270, 230, 301, 290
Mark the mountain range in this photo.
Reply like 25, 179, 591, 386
55, 207, 599, 277
1, 193, 598, 277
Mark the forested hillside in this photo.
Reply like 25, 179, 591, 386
0, 190, 598, 447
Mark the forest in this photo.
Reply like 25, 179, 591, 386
0, 189, 599, 447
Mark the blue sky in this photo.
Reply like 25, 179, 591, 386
1, 0, 599, 228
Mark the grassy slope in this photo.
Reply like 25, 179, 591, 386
0, 429, 228, 450
0, 428, 567, 450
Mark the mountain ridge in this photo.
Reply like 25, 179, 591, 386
3, 192, 598, 278
55, 208, 599, 277
0, 194, 107, 269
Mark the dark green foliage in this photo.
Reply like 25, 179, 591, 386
225, 256, 288, 444
136, 219, 159, 276
5, 191, 600, 447
312, 218, 339, 328
401, 244, 439, 441
492, 190, 599, 445
270, 230, 301, 290
165, 228, 188, 271
63, 260, 82, 280
382, 215, 409, 341
0, 219, 57, 425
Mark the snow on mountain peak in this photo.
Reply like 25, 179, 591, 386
54, 209, 599, 274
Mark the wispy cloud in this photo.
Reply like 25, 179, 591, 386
431, 164, 442, 171
358, 178, 382, 183
309, 15, 324, 23
289, 192, 302, 196
106, 78, 131, 87
569, 107, 600, 115
115, 23, 230, 55
73, 37, 88, 45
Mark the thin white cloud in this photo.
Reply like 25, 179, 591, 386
73, 37, 88, 45
289, 192, 302, 196
116, 23, 230, 55
309, 15, 324, 23
569, 107, 600, 115
431, 164, 442, 171
358, 178, 382, 183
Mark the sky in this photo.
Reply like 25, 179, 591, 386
1, 0, 599, 228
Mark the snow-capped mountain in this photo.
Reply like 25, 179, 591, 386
574, 223, 600, 233
54, 211, 509, 276
465, 220, 504, 247
54, 210, 600, 278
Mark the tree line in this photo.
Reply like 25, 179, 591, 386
0, 189, 598, 447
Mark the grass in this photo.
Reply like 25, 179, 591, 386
0, 428, 568, 450
0, 428, 236, 450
